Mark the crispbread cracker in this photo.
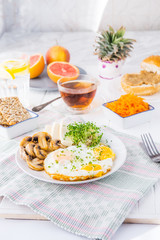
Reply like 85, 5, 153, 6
0, 112, 9, 126
0, 97, 31, 125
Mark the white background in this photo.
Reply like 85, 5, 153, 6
0, 0, 160, 36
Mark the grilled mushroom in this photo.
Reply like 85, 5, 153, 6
34, 144, 47, 160
20, 136, 32, 147
26, 158, 44, 171
32, 132, 52, 150
20, 146, 33, 162
25, 143, 36, 158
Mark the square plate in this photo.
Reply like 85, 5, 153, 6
103, 101, 155, 129
0, 110, 39, 139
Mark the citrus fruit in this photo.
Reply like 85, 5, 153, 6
0, 65, 15, 79
2, 59, 29, 77
29, 54, 45, 79
46, 46, 70, 65
47, 61, 79, 83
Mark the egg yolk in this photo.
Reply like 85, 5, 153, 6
53, 149, 74, 164
94, 145, 115, 160
81, 164, 102, 171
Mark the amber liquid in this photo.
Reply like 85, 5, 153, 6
60, 80, 97, 109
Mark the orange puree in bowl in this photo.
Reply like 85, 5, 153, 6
106, 94, 149, 117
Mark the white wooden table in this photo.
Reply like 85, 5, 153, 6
1, 31, 160, 239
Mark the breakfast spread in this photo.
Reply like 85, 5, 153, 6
19, 122, 115, 181
106, 94, 149, 117
0, 97, 31, 127
121, 55, 160, 95
4, 39, 158, 182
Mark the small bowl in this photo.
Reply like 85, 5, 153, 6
103, 101, 155, 129
0, 110, 39, 139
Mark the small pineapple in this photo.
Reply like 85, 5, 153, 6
95, 26, 135, 62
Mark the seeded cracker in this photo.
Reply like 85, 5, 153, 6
0, 112, 9, 126
0, 97, 31, 125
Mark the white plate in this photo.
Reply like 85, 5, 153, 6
16, 131, 127, 184
106, 77, 160, 102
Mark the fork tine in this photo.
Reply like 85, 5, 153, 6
141, 134, 152, 157
145, 133, 158, 156
148, 133, 160, 155
144, 134, 157, 156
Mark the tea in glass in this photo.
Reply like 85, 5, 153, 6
58, 74, 98, 113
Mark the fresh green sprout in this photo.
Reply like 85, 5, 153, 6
65, 122, 103, 147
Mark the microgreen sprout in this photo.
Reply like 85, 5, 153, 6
65, 122, 103, 147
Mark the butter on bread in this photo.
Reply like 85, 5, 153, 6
141, 55, 160, 74
121, 71, 160, 96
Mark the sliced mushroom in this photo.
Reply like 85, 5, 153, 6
20, 136, 32, 147
32, 132, 52, 150
25, 143, 36, 158
47, 140, 60, 152
20, 146, 33, 162
26, 158, 44, 171
34, 144, 47, 160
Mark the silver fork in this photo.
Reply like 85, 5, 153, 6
141, 133, 160, 163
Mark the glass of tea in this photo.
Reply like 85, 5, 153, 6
57, 74, 99, 113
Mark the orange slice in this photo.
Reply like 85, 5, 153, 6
29, 54, 45, 79
47, 61, 79, 83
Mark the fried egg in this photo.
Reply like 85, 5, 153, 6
44, 144, 115, 181
93, 145, 115, 161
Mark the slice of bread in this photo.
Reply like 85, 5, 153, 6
121, 71, 160, 96
141, 55, 160, 74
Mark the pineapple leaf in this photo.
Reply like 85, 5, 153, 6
116, 26, 125, 38
109, 26, 114, 34
94, 26, 136, 61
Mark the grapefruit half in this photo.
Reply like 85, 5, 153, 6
47, 61, 79, 83
29, 54, 45, 79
